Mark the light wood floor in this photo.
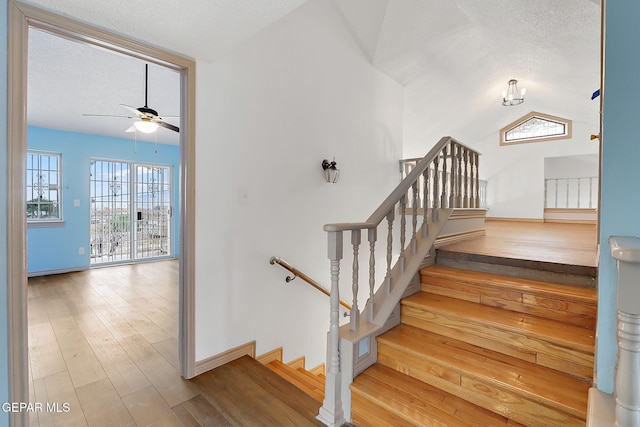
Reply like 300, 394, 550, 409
442, 220, 598, 267
27, 260, 197, 427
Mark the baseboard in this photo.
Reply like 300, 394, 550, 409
256, 347, 283, 365
545, 208, 598, 214
544, 218, 597, 225
28, 265, 89, 277
485, 217, 544, 223
434, 229, 485, 248
194, 340, 256, 376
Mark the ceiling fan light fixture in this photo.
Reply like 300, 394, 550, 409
133, 119, 159, 133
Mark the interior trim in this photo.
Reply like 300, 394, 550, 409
7, 4, 197, 424
195, 341, 257, 376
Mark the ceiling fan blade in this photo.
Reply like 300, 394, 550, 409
157, 120, 180, 133
121, 104, 143, 117
83, 113, 136, 119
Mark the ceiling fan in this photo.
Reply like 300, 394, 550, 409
83, 64, 179, 134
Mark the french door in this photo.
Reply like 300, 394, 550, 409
90, 159, 172, 265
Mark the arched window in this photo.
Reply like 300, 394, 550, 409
500, 111, 572, 146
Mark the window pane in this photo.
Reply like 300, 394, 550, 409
26, 151, 62, 222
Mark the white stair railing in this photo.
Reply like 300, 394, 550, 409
317, 136, 481, 425
545, 176, 598, 209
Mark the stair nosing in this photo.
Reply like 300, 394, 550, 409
376, 324, 589, 418
421, 265, 597, 304
401, 292, 595, 353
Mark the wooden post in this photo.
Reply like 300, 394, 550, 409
318, 231, 345, 426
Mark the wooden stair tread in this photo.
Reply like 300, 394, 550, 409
295, 367, 326, 391
402, 292, 595, 352
421, 265, 597, 304
266, 360, 324, 402
188, 356, 323, 426
351, 364, 521, 427
377, 324, 590, 419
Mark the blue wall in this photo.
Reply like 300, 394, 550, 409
1, 0, 9, 424
597, 0, 640, 394
27, 127, 180, 274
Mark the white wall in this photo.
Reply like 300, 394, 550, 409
476, 118, 599, 219
545, 153, 599, 180
194, 0, 403, 367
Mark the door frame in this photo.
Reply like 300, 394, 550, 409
7, 2, 197, 424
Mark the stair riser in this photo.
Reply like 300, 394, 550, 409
401, 306, 593, 380
377, 344, 585, 427
421, 275, 597, 329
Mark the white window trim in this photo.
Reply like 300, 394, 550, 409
500, 111, 573, 146
26, 150, 63, 224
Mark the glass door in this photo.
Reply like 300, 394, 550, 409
90, 160, 131, 264
90, 160, 172, 265
134, 165, 171, 260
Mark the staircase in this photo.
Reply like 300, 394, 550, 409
266, 359, 325, 403
350, 263, 597, 426
257, 348, 327, 404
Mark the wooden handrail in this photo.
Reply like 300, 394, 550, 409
269, 256, 352, 311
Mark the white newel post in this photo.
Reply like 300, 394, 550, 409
318, 230, 345, 426
610, 236, 640, 427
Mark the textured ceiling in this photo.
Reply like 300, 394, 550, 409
28, 27, 182, 145
24, 0, 601, 151
332, 0, 602, 154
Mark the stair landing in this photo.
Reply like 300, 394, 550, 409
437, 220, 598, 287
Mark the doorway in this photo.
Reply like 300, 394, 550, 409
7, 3, 196, 425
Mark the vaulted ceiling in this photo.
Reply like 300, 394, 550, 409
24, 0, 601, 151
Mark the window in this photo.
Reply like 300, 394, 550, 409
26, 151, 62, 222
500, 112, 572, 146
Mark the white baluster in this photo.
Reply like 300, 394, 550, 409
441, 144, 448, 208
411, 181, 418, 255
432, 154, 440, 221
399, 195, 407, 273
474, 153, 480, 208
463, 148, 469, 208
368, 228, 376, 322
350, 230, 360, 330
449, 144, 456, 208
422, 168, 430, 238
385, 210, 394, 293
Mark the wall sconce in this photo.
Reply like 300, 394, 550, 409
322, 158, 340, 183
